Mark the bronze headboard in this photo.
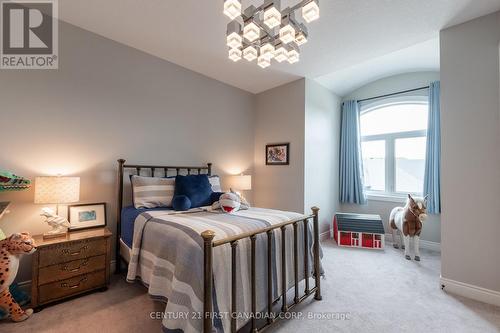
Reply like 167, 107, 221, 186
115, 159, 212, 273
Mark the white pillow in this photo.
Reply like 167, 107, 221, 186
131, 175, 175, 209
209, 175, 222, 192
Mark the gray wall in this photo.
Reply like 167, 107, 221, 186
339, 71, 442, 244
440, 12, 500, 292
0, 21, 255, 281
253, 79, 306, 213
304, 80, 341, 233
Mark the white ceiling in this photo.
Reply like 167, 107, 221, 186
316, 38, 440, 96
59, 0, 500, 95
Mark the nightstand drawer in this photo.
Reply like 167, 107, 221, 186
38, 270, 106, 304
38, 238, 107, 267
38, 255, 106, 285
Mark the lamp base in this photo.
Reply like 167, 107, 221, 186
43, 230, 67, 240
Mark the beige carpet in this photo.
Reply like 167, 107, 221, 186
1, 241, 499, 333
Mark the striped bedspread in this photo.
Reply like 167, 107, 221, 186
126, 207, 322, 333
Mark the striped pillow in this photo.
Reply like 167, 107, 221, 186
209, 175, 222, 192
131, 175, 175, 209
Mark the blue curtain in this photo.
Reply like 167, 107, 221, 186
339, 100, 367, 204
423, 81, 441, 214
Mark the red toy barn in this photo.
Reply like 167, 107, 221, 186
334, 213, 385, 249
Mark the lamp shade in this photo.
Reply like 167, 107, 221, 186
228, 175, 252, 191
34, 176, 80, 204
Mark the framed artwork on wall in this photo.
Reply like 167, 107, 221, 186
266, 143, 290, 165
68, 202, 107, 231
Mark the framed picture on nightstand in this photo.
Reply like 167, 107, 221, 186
68, 202, 107, 231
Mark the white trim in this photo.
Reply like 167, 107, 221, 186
440, 276, 500, 307
367, 193, 408, 203
320, 229, 331, 241
385, 233, 440, 252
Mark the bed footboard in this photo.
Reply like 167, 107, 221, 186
201, 207, 322, 333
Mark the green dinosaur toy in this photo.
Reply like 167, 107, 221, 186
0, 170, 32, 319
0, 171, 31, 191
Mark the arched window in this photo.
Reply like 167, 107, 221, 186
360, 96, 428, 197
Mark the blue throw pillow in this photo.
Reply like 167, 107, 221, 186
172, 195, 191, 211
209, 192, 224, 205
174, 174, 213, 208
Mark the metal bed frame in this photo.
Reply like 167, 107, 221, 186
115, 159, 322, 333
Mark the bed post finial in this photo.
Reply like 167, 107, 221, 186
207, 163, 212, 176
311, 206, 322, 300
202, 230, 215, 333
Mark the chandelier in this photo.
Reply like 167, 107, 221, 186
223, 0, 320, 68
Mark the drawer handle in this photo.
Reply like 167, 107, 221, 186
61, 276, 87, 289
61, 259, 89, 273
61, 245, 88, 256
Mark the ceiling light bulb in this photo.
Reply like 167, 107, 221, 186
229, 48, 242, 62
302, 0, 320, 23
264, 7, 281, 29
287, 49, 300, 64
226, 32, 242, 49
274, 46, 288, 62
260, 43, 275, 60
279, 24, 295, 44
244, 22, 261, 42
223, 0, 242, 20
295, 31, 308, 46
243, 46, 258, 61
258, 55, 271, 69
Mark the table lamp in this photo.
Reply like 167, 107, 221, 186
227, 174, 252, 203
34, 176, 80, 239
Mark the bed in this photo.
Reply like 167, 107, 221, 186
115, 159, 323, 333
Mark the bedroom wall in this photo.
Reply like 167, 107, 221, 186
339, 71, 442, 244
304, 80, 341, 234
440, 12, 500, 295
253, 79, 306, 214
0, 21, 255, 282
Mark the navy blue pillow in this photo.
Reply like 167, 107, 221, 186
174, 174, 213, 208
172, 195, 191, 211
209, 192, 224, 205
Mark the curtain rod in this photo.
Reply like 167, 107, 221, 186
357, 86, 430, 103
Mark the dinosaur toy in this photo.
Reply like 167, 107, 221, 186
0, 170, 32, 320
0, 233, 37, 322
0, 171, 31, 192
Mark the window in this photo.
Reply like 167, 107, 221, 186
360, 97, 428, 198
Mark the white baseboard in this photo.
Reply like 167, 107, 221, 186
385, 233, 441, 252
440, 276, 500, 307
320, 229, 331, 241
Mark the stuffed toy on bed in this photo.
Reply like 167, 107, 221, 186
211, 190, 250, 213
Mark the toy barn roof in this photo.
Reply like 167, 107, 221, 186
335, 213, 385, 234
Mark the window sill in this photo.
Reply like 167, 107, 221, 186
366, 193, 407, 203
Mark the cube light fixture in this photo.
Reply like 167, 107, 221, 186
243, 46, 258, 61
222, 0, 319, 69
229, 48, 242, 62
274, 44, 289, 63
287, 44, 300, 64
223, 0, 242, 20
302, 0, 320, 23
279, 24, 296, 44
244, 21, 261, 42
258, 55, 271, 68
263, 1, 282, 29
260, 42, 275, 60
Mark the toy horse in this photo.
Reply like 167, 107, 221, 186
389, 195, 428, 261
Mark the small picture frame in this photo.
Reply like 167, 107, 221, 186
266, 143, 290, 165
67, 203, 107, 231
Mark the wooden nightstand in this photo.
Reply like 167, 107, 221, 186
31, 227, 112, 310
